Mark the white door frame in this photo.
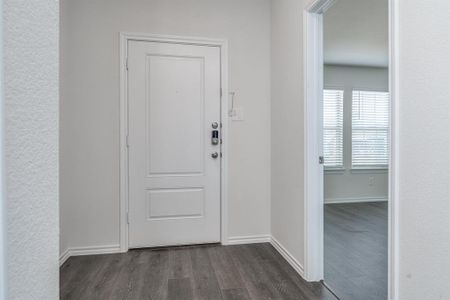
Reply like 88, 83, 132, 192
119, 33, 229, 252
303, 1, 400, 299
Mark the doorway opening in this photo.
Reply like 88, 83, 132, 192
303, 0, 398, 299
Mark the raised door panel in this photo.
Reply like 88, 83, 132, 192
146, 55, 205, 176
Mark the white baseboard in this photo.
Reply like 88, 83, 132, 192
270, 236, 305, 278
226, 235, 305, 280
69, 244, 122, 256
59, 248, 71, 266
226, 234, 271, 245
324, 196, 388, 204
59, 244, 121, 266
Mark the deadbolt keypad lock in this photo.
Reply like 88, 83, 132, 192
211, 130, 219, 145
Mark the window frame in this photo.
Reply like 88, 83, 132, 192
350, 89, 390, 170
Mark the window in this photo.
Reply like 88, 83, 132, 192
352, 90, 389, 168
323, 89, 344, 168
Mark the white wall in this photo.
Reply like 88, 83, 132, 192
3, 0, 59, 298
324, 65, 389, 203
271, 0, 306, 268
60, 0, 271, 253
397, 0, 450, 299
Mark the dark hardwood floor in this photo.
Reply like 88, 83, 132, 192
324, 201, 388, 300
60, 243, 337, 300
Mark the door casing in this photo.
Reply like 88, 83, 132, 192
119, 33, 229, 252
303, 1, 399, 299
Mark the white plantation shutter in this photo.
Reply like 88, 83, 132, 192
352, 90, 389, 167
323, 89, 344, 167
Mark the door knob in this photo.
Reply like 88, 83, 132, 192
211, 152, 219, 159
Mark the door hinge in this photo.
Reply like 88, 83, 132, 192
126, 57, 129, 71
220, 88, 223, 98
319, 156, 324, 165
126, 135, 130, 148
126, 212, 130, 224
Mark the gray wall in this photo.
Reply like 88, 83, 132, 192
60, 0, 272, 254
324, 65, 389, 203
3, 0, 59, 298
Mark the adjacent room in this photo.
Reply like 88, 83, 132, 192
322, 0, 389, 298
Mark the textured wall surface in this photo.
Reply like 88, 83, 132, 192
60, 0, 271, 253
3, 0, 59, 298
0, 2, 6, 298
398, 0, 450, 299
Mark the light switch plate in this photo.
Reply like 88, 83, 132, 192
231, 107, 244, 121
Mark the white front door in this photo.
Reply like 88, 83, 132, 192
127, 40, 221, 248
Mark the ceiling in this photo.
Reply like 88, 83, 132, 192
323, 0, 389, 68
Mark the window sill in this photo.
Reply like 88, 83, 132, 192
324, 167, 346, 174
351, 167, 388, 174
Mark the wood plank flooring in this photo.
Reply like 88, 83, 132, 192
60, 243, 337, 300
324, 202, 388, 300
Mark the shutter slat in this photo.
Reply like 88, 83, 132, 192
323, 89, 344, 167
